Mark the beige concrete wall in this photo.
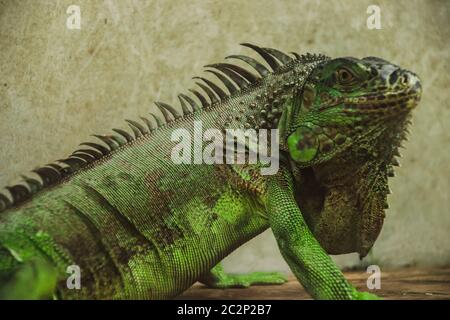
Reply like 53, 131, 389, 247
0, 0, 448, 272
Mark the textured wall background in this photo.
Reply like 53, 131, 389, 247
0, 0, 448, 273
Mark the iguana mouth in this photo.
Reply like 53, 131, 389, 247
343, 93, 421, 114
344, 92, 421, 112
343, 71, 422, 114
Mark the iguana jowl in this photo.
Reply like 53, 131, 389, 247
0, 44, 422, 299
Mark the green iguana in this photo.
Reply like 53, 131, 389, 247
0, 43, 422, 300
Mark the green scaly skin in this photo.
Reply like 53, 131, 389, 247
0, 44, 421, 299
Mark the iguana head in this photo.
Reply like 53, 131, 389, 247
283, 56, 422, 258
285, 56, 422, 166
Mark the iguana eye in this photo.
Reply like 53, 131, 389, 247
335, 68, 355, 84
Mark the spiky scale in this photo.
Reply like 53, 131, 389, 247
112, 128, 134, 143
154, 102, 182, 120
290, 51, 301, 59
140, 116, 156, 131
205, 64, 249, 89
387, 166, 395, 177
262, 47, 293, 65
126, 119, 148, 135
93, 135, 119, 151
205, 69, 238, 95
58, 157, 86, 170
149, 112, 164, 127
391, 158, 400, 166
193, 77, 228, 101
33, 167, 60, 186
195, 82, 218, 105
178, 93, 201, 112
5, 185, 29, 202
79, 142, 109, 156
177, 95, 192, 115
46, 163, 64, 172
188, 89, 209, 108
74, 149, 103, 160
240, 43, 281, 71
225, 55, 270, 77
71, 152, 96, 163
0, 192, 12, 211
208, 63, 259, 83
125, 120, 143, 138
110, 134, 127, 146
21, 175, 42, 193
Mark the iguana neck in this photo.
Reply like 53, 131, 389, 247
220, 57, 329, 134
299, 114, 411, 257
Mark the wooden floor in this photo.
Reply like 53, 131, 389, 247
178, 268, 450, 300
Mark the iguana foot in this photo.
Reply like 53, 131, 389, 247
205, 271, 287, 289
199, 263, 287, 289
352, 289, 381, 300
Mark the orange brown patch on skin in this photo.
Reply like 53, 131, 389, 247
144, 169, 184, 246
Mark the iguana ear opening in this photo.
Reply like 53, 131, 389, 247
287, 126, 318, 163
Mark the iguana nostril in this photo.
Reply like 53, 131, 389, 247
401, 74, 409, 85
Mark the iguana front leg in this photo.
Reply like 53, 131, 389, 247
0, 254, 59, 300
267, 167, 379, 300
198, 263, 287, 288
